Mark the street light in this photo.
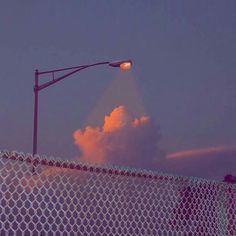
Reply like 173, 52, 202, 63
32, 59, 132, 157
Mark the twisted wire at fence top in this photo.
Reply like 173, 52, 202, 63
1, 151, 236, 235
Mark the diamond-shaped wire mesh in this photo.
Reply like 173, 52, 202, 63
1, 151, 235, 235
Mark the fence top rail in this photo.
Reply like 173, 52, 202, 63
0, 150, 233, 187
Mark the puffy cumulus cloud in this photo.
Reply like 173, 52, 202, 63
160, 145, 236, 180
73, 106, 164, 169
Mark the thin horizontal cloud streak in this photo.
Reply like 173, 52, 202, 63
161, 145, 236, 180
167, 146, 236, 159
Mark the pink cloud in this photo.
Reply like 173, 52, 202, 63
73, 105, 164, 169
73, 105, 235, 180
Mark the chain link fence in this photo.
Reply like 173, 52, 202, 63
1, 151, 235, 235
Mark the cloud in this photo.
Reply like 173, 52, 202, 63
73, 105, 236, 180
167, 146, 236, 160
160, 145, 236, 179
73, 105, 164, 169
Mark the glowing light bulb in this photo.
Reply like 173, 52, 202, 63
109, 60, 132, 70
120, 62, 132, 70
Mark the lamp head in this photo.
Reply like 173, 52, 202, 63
109, 59, 132, 70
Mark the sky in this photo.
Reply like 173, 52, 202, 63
0, 1, 236, 180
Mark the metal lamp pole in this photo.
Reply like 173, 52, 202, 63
32, 60, 132, 157
33, 69, 39, 156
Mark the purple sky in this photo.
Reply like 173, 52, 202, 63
0, 1, 235, 179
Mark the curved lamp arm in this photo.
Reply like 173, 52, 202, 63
35, 60, 132, 92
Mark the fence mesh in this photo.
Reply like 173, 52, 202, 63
1, 151, 235, 235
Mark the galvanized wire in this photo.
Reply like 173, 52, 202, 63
1, 151, 235, 235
